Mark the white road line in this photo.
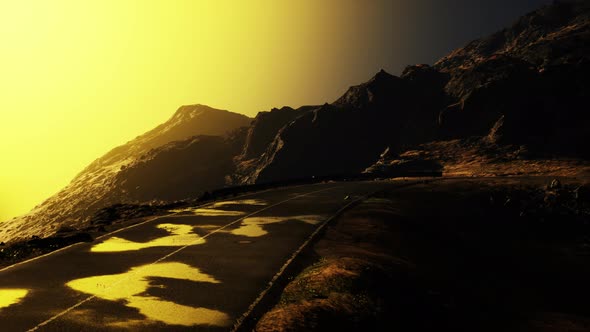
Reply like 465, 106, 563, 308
26, 185, 340, 332
230, 192, 372, 332
0, 182, 323, 274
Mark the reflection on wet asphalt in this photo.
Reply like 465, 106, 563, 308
91, 224, 205, 252
0, 181, 393, 331
0, 289, 28, 310
175, 208, 246, 217
230, 215, 325, 237
66, 262, 230, 327
211, 199, 267, 208
170, 199, 268, 216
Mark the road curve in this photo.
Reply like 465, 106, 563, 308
0, 180, 401, 331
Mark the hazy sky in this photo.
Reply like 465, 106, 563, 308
0, 0, 551, 221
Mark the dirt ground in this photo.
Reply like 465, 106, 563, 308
255, 177, 590, 332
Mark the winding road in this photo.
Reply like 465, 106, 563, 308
0, 180, 400, 331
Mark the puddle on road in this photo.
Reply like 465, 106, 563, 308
364, 198, 393, 204
0, 289, 28, 311
91, 224, 205, 252
211, 199, 267, 208
171, 208, 246, 217
231, 215, 325, 237
191, 208, 247, 216
170, 199, 267, 216
194, 224, 221, 230
66, 262, 230, 327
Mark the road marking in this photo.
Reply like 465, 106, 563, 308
0, 214, 163, 274
27, 185, 340, 331
0, 182, 324, 274
230, 192, 372, 332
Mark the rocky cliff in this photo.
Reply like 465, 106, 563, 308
0, 106, 251, 242
2, 1, 589, 243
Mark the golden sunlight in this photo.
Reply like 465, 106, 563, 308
0, 289, 29, 310
0, 0, 396, 221
90, 223, 204, 252
230, 215, 325, 237
67, 262, 229, 327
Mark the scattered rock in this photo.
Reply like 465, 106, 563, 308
549, 178, 562, 189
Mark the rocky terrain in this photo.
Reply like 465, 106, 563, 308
0, 105, 251, 242
1, 0, 589, 243
245, 0, 590, 184
255, 177, 590, 332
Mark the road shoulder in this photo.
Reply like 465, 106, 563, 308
254, 177, 590, 332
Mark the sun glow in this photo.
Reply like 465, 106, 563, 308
66, 262, 230, 327
0, 0, 397, 221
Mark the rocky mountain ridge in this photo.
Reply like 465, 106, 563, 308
1, 0, 589, 243
0, 106, 251, 242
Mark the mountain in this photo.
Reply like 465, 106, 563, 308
83, 104, 251, 175
244, 67, 449, 184
232, 105, 320, 184
2, 0, 589, 243
435, 0, 590, 73
436, 0, 590, 151
243, 0, 590, 183
0, 106, 251, 242
367, 0, 590, 176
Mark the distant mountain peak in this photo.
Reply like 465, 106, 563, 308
3, 0, 589, 245
370, 69, 395, 83
435, 0, 590, 72
0, 104, 252, 243
172, 104, 229, 120
333, 69, 401, 109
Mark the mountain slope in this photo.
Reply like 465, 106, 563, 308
369, 0, 590, 175
245, 0, 590, 183
435, 0, 590, 73
0, 106, 251, 242
81, 104, 251, 175
115, 132, 246, 202
246, 68, 448, 183
232, 105, 319, 184
435, 0, 590, 155
2, 0, 589, 243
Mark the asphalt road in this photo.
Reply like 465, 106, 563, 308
0, 180, 401, 331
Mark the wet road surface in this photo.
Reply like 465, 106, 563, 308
0, 181, 400, 331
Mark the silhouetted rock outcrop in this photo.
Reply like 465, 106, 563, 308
240, 106, 317, 160
249, 67, 450, 183
434, 0, 590, 157
2, 1, 589, 242
248, 0, 590, 182
240, 63, 448, 184
435, 0, 590, 72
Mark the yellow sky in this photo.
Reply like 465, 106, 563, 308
0, 0, 401, 221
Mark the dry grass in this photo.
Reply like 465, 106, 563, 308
382, 138, 590, 177
255, 177, 590, 332
255, 200, 412, 332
